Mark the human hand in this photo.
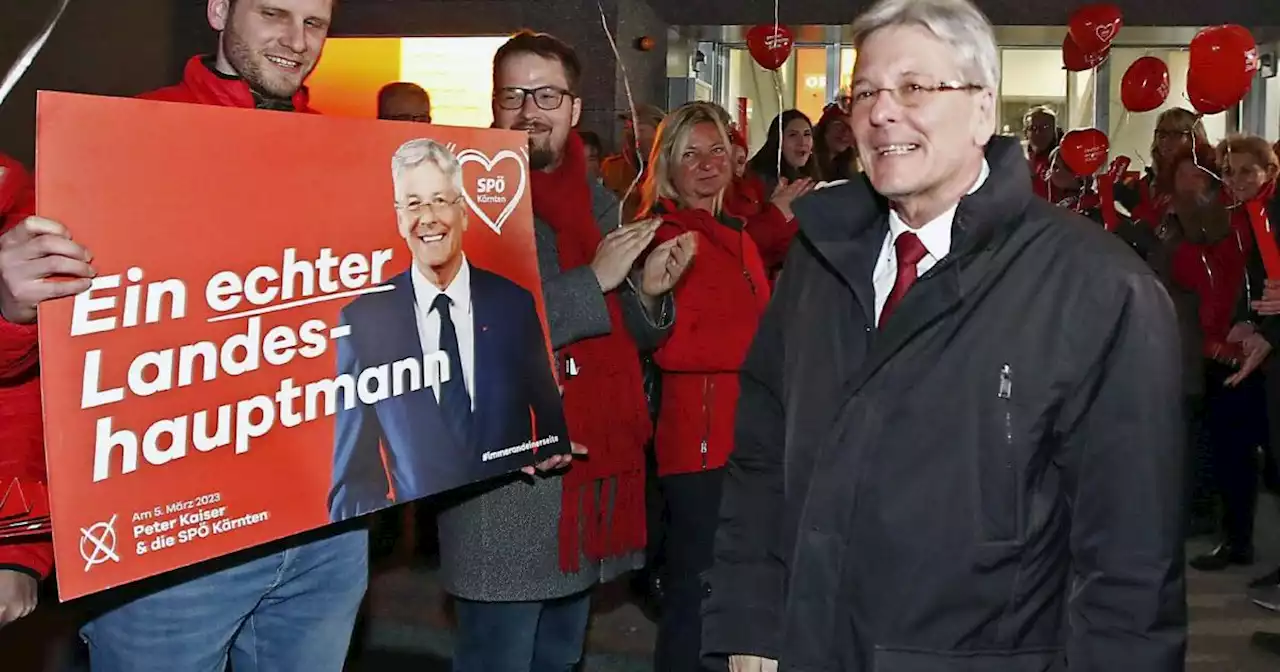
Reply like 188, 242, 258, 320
1252, 279, 1280, 316
1226, 333, 1273, 386
592, 219, 660, 292
520, 442, 588, 476
640, 231, 697, 296
0, 216, 95, 324
0, 570, 38, 628
769, 177, 815, 221
1227, 321, 1257, 344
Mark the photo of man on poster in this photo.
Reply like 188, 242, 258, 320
326, 138, 567, 522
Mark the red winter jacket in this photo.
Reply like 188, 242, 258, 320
649, 201, 771, 476
1170, 192, 1254, 361
140, 55, 315, 112
0, 154, 51, 580
723, 171, 766, 219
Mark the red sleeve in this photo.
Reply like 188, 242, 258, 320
0, 537, 54, 580
652, 222, 759, 373
0, 156, 39, 380
744, 204, 797, 270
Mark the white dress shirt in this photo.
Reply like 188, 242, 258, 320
411, 258, 476, 410
872, 160, 991, 326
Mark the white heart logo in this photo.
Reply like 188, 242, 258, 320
456, 148, 528, 236
1094, 23, 1117, 44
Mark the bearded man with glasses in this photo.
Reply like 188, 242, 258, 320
432, 30, 696, 672
703, 0, 1187, 670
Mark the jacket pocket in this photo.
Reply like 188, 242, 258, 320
978, 363, 1021, 543
873, 647, 1064, 672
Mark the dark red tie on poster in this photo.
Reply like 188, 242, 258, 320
880, 232, 928, 328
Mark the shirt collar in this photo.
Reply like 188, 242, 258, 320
411, 257, 473, 316
886, 158, 990, 259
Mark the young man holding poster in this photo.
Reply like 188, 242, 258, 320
434, 30, 696, 670
0, 0, 368, 669
0, 154, 46, 629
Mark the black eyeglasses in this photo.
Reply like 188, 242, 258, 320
494, 86, 575, 111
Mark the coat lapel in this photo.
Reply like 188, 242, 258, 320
847, 261, 963, 397
468, 270, 495, 449
384, 272, 429, 368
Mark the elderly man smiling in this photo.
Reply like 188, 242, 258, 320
701, 0, 1188, 671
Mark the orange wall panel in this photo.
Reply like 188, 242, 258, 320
307, 38, 402, 119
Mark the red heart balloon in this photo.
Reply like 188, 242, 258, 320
1120, 56, 1170, 113
1059, 128, 1110, 176
1187, 24, 1260, 115
745, 24, 794, 71
1068, 4, 1123, 55
1062, 33, 1109, 72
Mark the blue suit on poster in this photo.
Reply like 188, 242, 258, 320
326, 266, 567, 523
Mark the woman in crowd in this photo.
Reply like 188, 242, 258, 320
637, 101, 773, 672
1226, 135, 1280, 597
1117, 107, 1210, 224
739, 110, 816, 279
747, 109, 821, 195
1179, 136, 1273, 572
813, 102, 858, 182
1023, 106, 1060, 199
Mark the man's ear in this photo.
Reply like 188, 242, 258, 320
208, 0, 231, 32
971, 88, 996, 148
571, 97, 582, 129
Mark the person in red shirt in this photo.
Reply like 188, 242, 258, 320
0, 153, 45, 628
0, 1, 368, 669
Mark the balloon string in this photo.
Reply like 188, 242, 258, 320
772, 69, 783, 179
596, 0, 642, 228
1189, 117, 1222, 184
0, 0, 72, 108
773, 0, 783, 179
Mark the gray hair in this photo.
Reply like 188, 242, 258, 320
391, 138, 465, 195
850, 0, 1001, 91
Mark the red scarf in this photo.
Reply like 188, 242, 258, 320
530, 131, 652, 573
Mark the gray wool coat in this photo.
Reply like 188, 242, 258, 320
436, 181, 672, 602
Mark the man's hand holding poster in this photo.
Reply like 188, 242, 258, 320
34, 92, 568, 599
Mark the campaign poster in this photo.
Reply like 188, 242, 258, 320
35, 91, 568, 600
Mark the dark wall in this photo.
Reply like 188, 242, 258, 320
645, 0, 1277, 27
0, 0, 199, 166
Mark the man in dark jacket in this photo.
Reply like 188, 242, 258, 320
0, 1, 368, 669
701, 1, 1187, 670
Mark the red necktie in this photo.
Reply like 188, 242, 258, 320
879, 232, 928, 328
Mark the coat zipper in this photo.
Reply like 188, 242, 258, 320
738, 229, 758, 297
701, 376, 714, 469
998, 363, 1017, 537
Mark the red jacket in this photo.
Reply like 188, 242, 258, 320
649, 201, 771, 475
723, 171, 766, 218
0, 154, 51, 580
140, 55, 315, 112
1170, 193, 1253, 360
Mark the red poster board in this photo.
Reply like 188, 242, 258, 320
35, 91, 567, 600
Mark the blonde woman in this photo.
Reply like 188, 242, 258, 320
1116, 107, 1211, 224
638, 101, 774, 672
